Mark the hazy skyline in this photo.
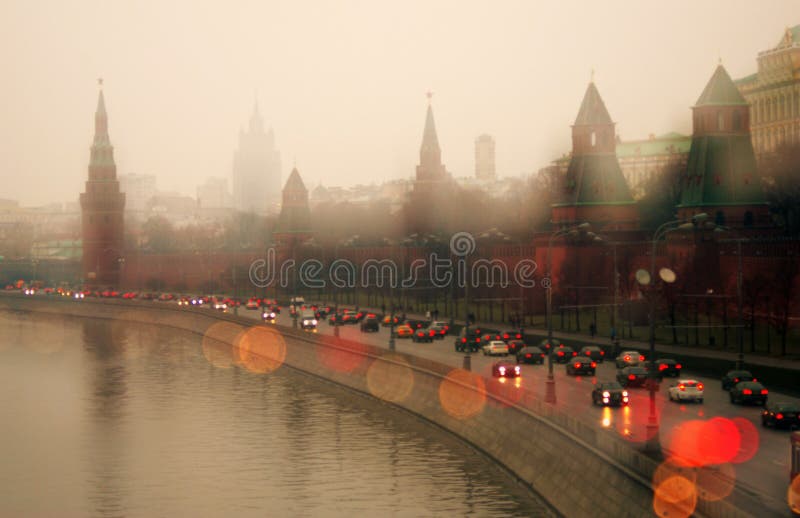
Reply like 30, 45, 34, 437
0, 0, 796, 206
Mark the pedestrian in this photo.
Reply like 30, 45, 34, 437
425, 310, 431, 320
590, 322, 596, 338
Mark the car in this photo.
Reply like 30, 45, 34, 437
516, 346, 546, 365
360, 315, 379, 332
566, 358, 597, 376
491, 361, 521, 378
328, 312, 343, 325
506, 340, 526, 355
246, 298, 260, 310
211, 298, 228, 311
483, 340, 509, 356
501, 330, 523, 342
537, 339, 558, 354
615, 350, 645, 369
579, 346, 605, 362
261, 309, 277, 323
177, 296, 191, 306
729, 381, 768, 405
553, 345, 577, 364
721, 370, 756, 391
617, 366, 649, 388
667, 379, 704, 403
395, 324, 414, 338
455, 329, 482, 353
761, 401, 800, 429
427, 321, 450, 339
300, 310, 318, 331
592, 382, 630, 406
412, 327, 436, 343
481, 332, 503, 344
646, 359, 682, 378
382, 314, 404, 326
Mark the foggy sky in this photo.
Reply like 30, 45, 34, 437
0, 0, 795, 207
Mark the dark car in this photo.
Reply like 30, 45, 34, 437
412, 327, 436, 343
261, 309, 277, 323
617, 366, 649, 388
592, 382, 630, 406
721, 370, 756, 391
481, 332, 503, 344
553, 345, 577, 364
579, 345, 605, 363
538, 339, 561, 354
761, 401, 800, 429
729, 381, 768, 405
360, 316, 379, 332
501, 330, 523, 342
516, 346, 546, 365
427, 321, 449, 339
455, 329, 482, 352
328, 312, 344, 325
491, 361, 521, 378
506, 340, 526, 355
645, 359, 682, 378
566, 358, 597, 376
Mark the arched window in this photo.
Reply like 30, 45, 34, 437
733, 110, 741, 131
743, 211, 754, 227
715, 211, 726, 226
590, 131, 596, 148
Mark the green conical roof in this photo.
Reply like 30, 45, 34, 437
284, 167, 307, 193
421, 103, 440, 155
695, 65, 748, 107
559, 154, 635, 206
574, 82, 613, 125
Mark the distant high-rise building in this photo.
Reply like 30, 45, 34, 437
118, 173, 156, 212
197, 177, 232, 209
735, 25, 800, 154
474, 134, 496, 181
79, 81, 126, 286
232, 101, 282, 214
551, 80, 638, 230
678, 64, 769, 228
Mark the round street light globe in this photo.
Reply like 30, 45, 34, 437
635, 269, 651, 286
659, 268, 677, 284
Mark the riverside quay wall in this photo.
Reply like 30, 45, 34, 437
0, 293, 757, 518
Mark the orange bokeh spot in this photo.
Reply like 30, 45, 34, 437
788, 474, 800, 515
315, 336, 366, 374
665, 420, 706, 466
653, 475, 697, 518
696, 463, 735, 502
730, 417, 759, 464
201, 321, 244, 369
654, 458, 698, 489
237, 326, 287, 374
438, 369, 486, 420
366, 354, 414, 403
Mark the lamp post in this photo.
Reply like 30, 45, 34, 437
545, 222, 591, 404
638, 213, 707, 455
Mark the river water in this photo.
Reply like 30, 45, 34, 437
0, 310, 552, 517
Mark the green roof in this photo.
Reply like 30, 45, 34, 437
562, 154, 634, 205
616, 133, 691, 159
574, 82, 613, 125
695, 65, 748, 107
734, 73, 758, 86
678, 135, 765, 207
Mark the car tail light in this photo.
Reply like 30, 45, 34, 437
743, 389, 753, 395
557, 351, 564, 357
574, 362, 582, 368
590, 361, 597, 368
639, 355, 645, 361
734, 378, 739, 383
659, 364, 667, 371
585, 351, 591, 356
697, 383, 704, 391
753, 378, 757, 382
600, 351, 605, 356
525, 354, 532, 358
572, 352, 577, 356
475, 338, 480, 343
624, 355, 630, 361
540, 354, 545, 358
777, 413, 784, 420
503, 334, 509, 339
629, 374, 636, 380
676, 364, 682, 370
679, 384, 685, 391
760, 389, 768, 395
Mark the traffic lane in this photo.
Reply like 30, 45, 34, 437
242, 311, 793, 509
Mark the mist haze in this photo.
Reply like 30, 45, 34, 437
0, 0, 795, 206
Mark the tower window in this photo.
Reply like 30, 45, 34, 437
590, 131, 596, 148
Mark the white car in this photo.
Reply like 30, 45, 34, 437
668, 379, 704, 403
483, 340, 509, 356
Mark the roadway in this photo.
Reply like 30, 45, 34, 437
230, 305, 796, 515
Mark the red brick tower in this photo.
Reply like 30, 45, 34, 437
80, 80, 126, 287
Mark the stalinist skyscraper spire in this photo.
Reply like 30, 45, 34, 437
80, 79, 126, 286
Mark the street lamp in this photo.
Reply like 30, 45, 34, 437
637, 212, 707, 455
545, 222, 591, 404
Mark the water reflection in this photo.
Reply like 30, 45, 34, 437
0, 311, 550, 517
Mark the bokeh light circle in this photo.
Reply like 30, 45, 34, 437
788, 474, 800, 515
653, 475, 697, 518
315, 336, 366, 374
238, 326, 287, 374
438, 369, 486, 420
201, 321, 244, 369
366, 354, 414, 403
730, 417, 759, 464
698, 417, 740, 465
696, 463, 735, 502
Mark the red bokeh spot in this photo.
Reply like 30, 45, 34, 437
666, 418, 741, 467
730, 417, 759, 464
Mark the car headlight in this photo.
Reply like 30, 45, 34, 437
312, 319, 318, 325
303, 320, 309, 325
499, 367, 506, 374
602, 391, 610, 397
